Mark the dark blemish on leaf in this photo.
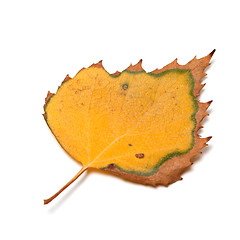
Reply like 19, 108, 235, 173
122, 83, 128, 90
135, 153, 145, 159
128, 143, 132, 146
108, 163, 115, 169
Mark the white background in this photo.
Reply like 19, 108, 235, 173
0, 0, 239, 239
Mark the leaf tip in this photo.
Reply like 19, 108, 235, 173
209, 49, 216, 58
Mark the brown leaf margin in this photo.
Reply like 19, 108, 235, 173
103, 50, 215, 186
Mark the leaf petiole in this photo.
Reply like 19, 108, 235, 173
44, 166, 88, 205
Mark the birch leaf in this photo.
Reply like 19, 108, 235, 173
43, 50, 214, 204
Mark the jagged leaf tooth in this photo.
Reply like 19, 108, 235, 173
89, 60, 104, 69
43, 50, 214, 204
62, 74, 71, 83
126, 59, 144, 72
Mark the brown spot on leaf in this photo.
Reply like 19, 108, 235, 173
135, 153, 145, 159
122, 83, 128, 90
108, 163, 115, 169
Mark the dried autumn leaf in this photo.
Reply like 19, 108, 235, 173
43, 50, 214, 204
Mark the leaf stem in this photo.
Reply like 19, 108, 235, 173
44, 166, 88, 205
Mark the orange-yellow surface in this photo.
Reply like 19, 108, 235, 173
45, 67, 196, 174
